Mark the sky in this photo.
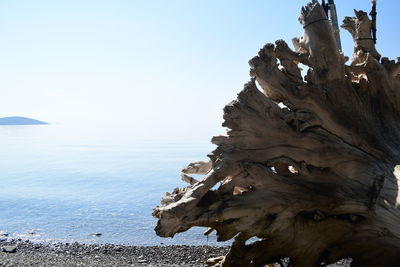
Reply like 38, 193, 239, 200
0, 0, 398, 140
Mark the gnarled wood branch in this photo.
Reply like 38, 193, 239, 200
153, 1, 400, 266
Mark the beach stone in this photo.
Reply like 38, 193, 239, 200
2, 245, 17, 253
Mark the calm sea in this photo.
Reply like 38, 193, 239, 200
0, 125, 224, 246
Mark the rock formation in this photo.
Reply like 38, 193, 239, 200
153, 1, 400, 266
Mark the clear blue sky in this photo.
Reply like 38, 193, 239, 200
0, 0, 398, 139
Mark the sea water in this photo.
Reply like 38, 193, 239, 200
0, 125, 224, 246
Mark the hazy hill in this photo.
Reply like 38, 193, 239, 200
0, 116, 49, 125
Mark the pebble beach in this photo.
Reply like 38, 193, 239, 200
0, 239, 354, 267
0, 239, 228, 267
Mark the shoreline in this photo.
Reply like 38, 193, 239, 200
0, 239, 228, 267
0, 239, 352, 266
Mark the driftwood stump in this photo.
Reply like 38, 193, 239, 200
153, 1, 400, 266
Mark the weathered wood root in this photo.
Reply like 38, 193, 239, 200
153, 1, 400, 266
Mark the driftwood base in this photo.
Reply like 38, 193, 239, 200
154, 1, 400, 266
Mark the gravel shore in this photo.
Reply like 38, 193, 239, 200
0, 239, 351, 267
0, 239, 228, 267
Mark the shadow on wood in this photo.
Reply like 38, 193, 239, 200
153, 1, 400, 266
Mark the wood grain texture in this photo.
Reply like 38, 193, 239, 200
153, 1, 400, 266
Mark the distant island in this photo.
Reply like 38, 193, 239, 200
0, 116, 49, 125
